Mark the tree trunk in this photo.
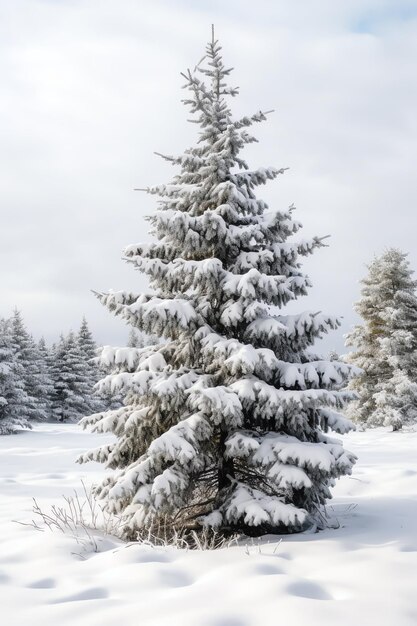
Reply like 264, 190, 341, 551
218, 427, 234, 491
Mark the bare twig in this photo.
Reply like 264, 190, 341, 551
14, 481, 125, 554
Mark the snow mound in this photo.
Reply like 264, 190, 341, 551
1, 423, 417, 626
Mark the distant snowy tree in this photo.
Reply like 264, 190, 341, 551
26, 336, 53, 420
80, 33, 358, 539
345, 248, 417, 430
127, 328, 142, 348
128, 327, 159, 348
36, 337, 54, 419
0, 318, 31, 434
50, 336, 65, 420
11, 310, 52, 422
77, 317, 102, 412
51, 332, 92, 422
78, 317, 98, 362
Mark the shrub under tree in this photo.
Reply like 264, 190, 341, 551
79, 33, 358, 539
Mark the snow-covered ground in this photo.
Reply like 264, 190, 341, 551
1, 423, 417, 626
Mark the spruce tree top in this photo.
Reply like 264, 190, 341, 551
78, 317, 97, 360
81, 32, 358, 538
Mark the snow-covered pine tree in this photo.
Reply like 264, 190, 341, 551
78, 317, 97, 362
128, 327, 159, 349
51, 332, 92, 422
50, 335, 65, 420
36, 337, 54, 419
77, 317, 102, 412
0, 318, 31, 434
79, 33, 358, 539
11, 310, 52, 422
25, 336, 53, 421
346, 248, 417, 430
127, 328, 142, 348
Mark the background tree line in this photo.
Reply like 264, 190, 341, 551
0, 311, 131, 434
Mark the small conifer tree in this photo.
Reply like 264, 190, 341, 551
0, 318, 31, 434
77, 317, 102, 413
346, 248, 417, 430
127, 328, 141, 348
37, 337, 54, 419
11, 310, 52, 422
51, 333, 92, 422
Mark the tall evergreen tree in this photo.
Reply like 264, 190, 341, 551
80, 34, 357, 539
346, 248, 417, 430
0, 318, 31, 434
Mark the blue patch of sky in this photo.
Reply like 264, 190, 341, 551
353, 3, 417, 34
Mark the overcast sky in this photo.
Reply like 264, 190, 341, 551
1, 0, 417, 353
